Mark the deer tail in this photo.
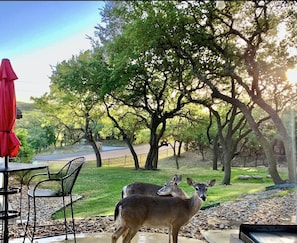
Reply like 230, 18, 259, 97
114, 201, 122, 221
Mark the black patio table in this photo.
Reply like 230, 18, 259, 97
0, 162, 48, 243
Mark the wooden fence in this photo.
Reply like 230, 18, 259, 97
103, 148, 174, 167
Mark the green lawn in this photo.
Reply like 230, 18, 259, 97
51, 152, 287, 219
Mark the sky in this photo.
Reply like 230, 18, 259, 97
0, 1, 105, 102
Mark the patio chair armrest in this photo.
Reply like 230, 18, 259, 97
26, 171, 50, 187
31, 178, 62, 193
35, 177, 61, 186
48, 172, 66, 179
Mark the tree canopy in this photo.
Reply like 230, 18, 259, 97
30, 1, 297, 185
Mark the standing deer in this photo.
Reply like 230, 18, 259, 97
122, 174, 182, 198
121, 174, 186, 243
112, 177, 216, 243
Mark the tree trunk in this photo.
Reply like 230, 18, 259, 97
175, 154, 179, 169
89, 140, 102, 167
104, 101, 140, 169
212, 90, 284, 184
221, 150, 232, 185
171, 141, 177, 157
237, 101, 284, 184
145, 143, 159, 169
255, 97, 296, 183
177, 141, 183, 157
219, 128, 234, 185
172, 140, 180, 169
144, 119, 166, 170
171, 140, 183, 158
145, 129, 160, 169
212, 135, 219, 170
123, 135, 139, 170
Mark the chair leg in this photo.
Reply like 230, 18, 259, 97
62, 194, 76, 243
69, 194, 76, 243
24, 196, 37, 243
23, 195, 77, 242
32, 196, 37, 242
22, 199, 29, 243
62, 194, 68, 240
23, 196, 33, 243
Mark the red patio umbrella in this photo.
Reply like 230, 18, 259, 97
0, 58, 20, 166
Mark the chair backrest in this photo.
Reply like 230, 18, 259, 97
59, 157, 85, 195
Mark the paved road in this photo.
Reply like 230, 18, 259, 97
35, 144, 153, 162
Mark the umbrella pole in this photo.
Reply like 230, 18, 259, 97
4, 156, 8, 169
3, 156, 8, 242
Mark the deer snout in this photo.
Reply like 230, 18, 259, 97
200, 195, 206, 201
156, 188, 163, 195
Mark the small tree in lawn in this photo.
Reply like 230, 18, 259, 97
33, 49, 109, 167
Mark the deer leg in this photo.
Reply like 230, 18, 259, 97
172, 227, 180, 243
122, 228, 139, 243
168, 227, 172, 243
122, 227, 129, 239
112, 226, 128, 243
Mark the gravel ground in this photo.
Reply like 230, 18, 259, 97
6, 177, 297, 241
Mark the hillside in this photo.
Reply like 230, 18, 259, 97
17, 101, 36, 112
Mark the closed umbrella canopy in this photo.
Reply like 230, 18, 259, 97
0, 58, 20, 158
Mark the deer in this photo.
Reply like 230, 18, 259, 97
112, 177, 216, 243
121, 174, 183, 198
121, 174, 186, 243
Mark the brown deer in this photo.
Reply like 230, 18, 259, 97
112, 177, 216, 243
121, 174, 186, 243
121, 174, 182, 198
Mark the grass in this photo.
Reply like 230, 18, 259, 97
50, 151, 287, 219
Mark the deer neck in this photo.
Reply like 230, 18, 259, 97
171, 190, 188, 199
188, 191, 203, 214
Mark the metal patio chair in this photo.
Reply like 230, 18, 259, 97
23, 157, 85, 242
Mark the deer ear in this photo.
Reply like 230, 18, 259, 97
172, 175, 182, 184
186, 177, 195, 186
172, 174, 178, 181
208, 179, 216, 187
176, 175, 182, 184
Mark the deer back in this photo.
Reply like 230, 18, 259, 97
122, 174, 182, 198
122, 182, 162, 198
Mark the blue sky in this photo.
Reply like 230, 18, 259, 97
0, 1, 104, 102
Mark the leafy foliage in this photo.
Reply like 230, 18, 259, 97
22, 1, 297, 182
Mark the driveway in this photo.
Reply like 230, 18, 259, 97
35, 144, 154, 162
